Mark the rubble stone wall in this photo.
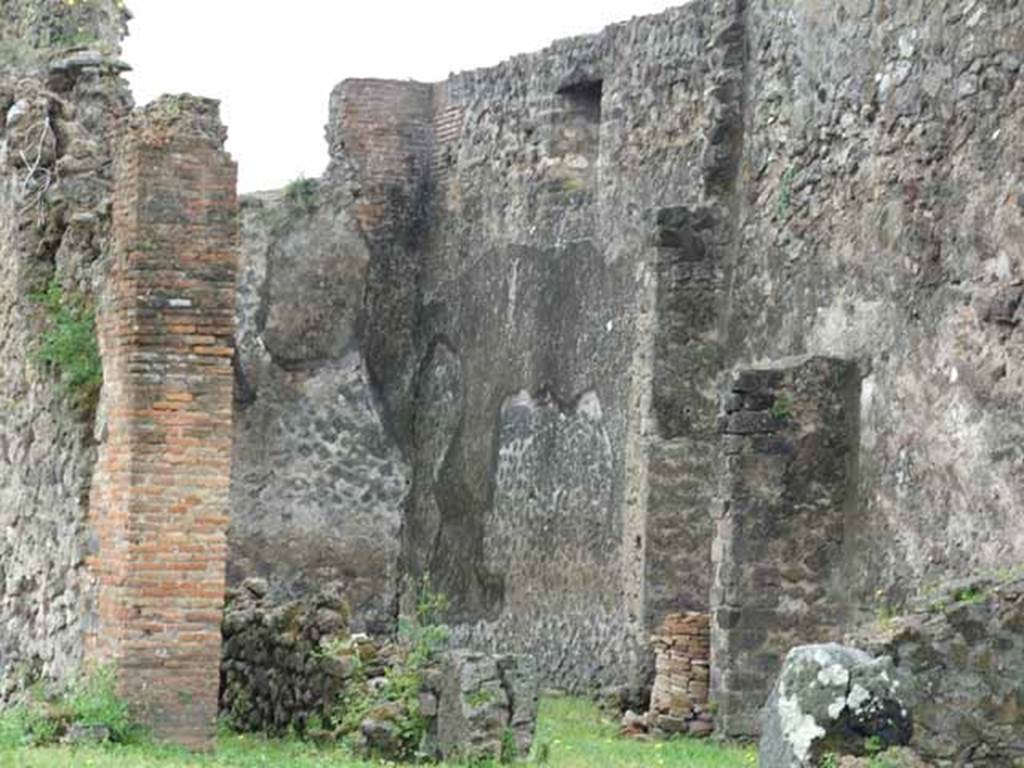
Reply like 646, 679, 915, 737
0, 31, 131, 699
731, 0, 1024, 613
230, 0, 1024, 698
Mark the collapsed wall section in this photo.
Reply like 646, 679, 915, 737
86, 96, 238, 749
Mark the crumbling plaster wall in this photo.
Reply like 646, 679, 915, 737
329, 2, 745, 691
233, 2, 746, 691
729, 0, 1024, 615
0, 0, 131, 699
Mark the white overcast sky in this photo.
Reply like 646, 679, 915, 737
122, 1, 675, 192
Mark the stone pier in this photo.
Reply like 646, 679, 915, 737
710, 356, 860, 737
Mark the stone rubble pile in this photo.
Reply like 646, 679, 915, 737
220, 578, 539, 762
220, 578, 353, 733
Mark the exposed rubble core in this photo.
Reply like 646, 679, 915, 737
853, 574, 1024, 766
0, 0, 131, 703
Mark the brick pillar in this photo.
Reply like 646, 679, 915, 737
710, 356, 859, 737
87, 95, 238, 749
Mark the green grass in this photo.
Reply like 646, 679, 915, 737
533, 698, 755, 768
0, 698, 756, 767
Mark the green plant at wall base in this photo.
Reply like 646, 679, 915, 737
864, 735, 884, 755
0, 665, 139, 748
30, 278, 102, 413
326, 577, 452, 760
500, 727, 518, 763
820, 753, 840, 768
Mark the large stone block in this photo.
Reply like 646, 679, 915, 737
433, 650, 539, 763
759, 644, 912, 768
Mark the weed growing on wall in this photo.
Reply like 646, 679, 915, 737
31, 278, 102, 414
770, 391, 794, 421
325, 576, 451, 761
284, 176, 318, 214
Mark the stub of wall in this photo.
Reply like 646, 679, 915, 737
86, 95, 238, 749
710, 356, 859, 738
647, 612, 712, 736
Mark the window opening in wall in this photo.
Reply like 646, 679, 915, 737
556, 79, 603, 124
546, 79, 603, 198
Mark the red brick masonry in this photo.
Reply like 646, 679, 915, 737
86, 95, 238, 749
647, 612, 713, 736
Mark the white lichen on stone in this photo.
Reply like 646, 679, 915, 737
817, 663, 850, 687
778, 681, 826, 764
847, 683, 872, 713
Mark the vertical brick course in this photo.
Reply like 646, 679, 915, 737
86, 95, 238, 750
327, 79, 434, 239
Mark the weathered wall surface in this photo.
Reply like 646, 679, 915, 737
326, 3, 741, 691
729, 0, 1024, 615
711, 357, 860, 737
228, 0, 1023, 699
231, 186, 408, 634
0, 0, 128, 69
86, 95, 238, 748
0, 14, 130, 698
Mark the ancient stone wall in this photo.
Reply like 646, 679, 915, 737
309, 1, 747, 692
231, 185, 408, 634
0, 32, 131, 698
730, 0, 1024, 614
86, 95, 238, 748
230, 0, 1024, 700
711, 357, 860, 737
0, 0, 128, 69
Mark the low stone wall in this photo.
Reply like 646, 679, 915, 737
855, 575, 1024, 767
220, 579, 352, 733
220, 580, 539, 762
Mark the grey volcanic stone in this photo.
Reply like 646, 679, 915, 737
231, 189, 409, 633
0, 19, 131, 701
433, 650, 538, 763
759, 644, 912, 768
855, 576, 1024, 766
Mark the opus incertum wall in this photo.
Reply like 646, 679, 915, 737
86, 96, 238, 749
